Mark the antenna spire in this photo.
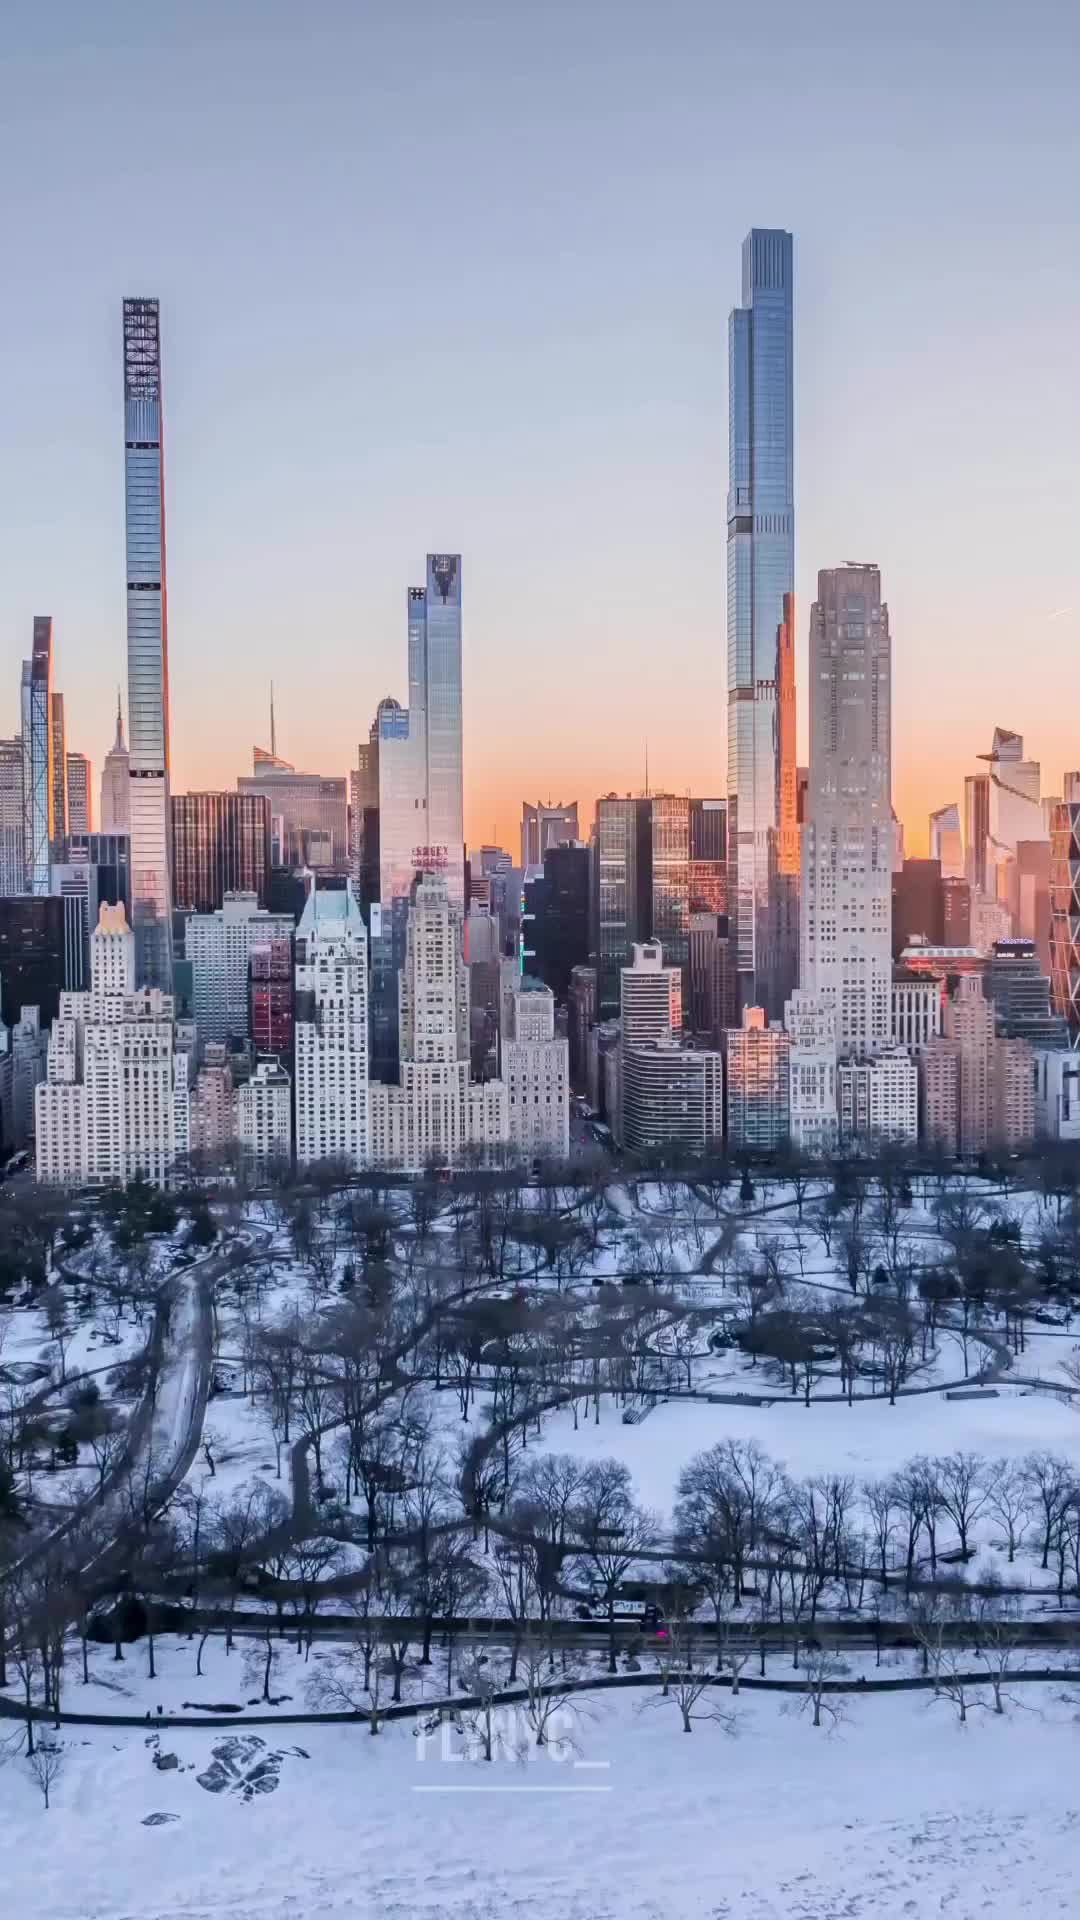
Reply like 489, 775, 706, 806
270, 681, 276, 760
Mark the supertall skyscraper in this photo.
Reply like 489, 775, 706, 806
371, 557, 465, 1078
726, 229, 795, 1016
412, 554, 465, 909
123, 299, 173, 989
800, 564, 893, 1057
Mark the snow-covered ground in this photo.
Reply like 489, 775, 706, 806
532, 1385, 1080, 1520
6, 1684, 1080, 1918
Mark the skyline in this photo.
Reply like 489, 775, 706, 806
1, 3, 1078, 856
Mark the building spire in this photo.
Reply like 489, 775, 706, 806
114, 686, 125, 751
270, 681, 276, 761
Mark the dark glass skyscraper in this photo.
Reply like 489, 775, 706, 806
727, 229, 795, 1015
591, 795, 652, 1015
172, 792, 272, 912
123, 298, 173, 988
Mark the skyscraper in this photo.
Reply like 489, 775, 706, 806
237, 757, 348, 868
294, 882, 370, 1168
800, 564, 893, 1057
727, 229, 795, 1015
186, 893, 296, 1047
368, 877, 507, 1170
0, 739, 24, 897
929, 803, 963, 880
172, 791, 271, 912
49, 692, 67, 852
22, 618, 54, 896
123, 298, 173, 988
963, 772, 989, 893
980, 729, 1046, 905
521, 801, 579, 869
412, 554, 465, 909
1049, 772, 1080, 1047
100, 695, 130, 835
66, 752, 92, 836
590, 794, 652, 1015
370, 558, 466, 1079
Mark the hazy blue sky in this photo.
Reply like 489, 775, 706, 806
1, 0, 1078, 849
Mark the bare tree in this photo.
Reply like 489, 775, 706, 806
456, 1653, 520, 1764
242, 1621, 281, 1703
1023, 1452, 1075, 1570
572, 1462, 659, 1674
972, 1593, 1024, 1715
518, 1628, 586, 1749
648, 1611, 735, 1735
986, 1461, 1029, 1564
934, 1451, 987, 1559
26, 1739, 64, 1809
791, 1647, 849, 1732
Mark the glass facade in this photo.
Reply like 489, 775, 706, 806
172, 791, 272, 912
123, 298, 173, 989
591, 795, 652, 1015
237, 765, 348, 867
21, 619, 53, 896
726, 230, 795, 1015
49, 691, 67, 852
1049, 780, 1080, 1048
0, 739, 23, 897
650, 795, 692, 974
420, 555, 465, 910
0, 894, 66, 1027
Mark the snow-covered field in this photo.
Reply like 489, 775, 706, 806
533, 1386, 1080, 1519
6, 1685, 1080, 1918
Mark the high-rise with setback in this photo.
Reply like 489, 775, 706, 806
727, 229, 795, 1018
123, 299, 173, 989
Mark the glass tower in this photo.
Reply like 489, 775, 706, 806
414, 554, 465, 911
21, 618, 54, 896
727, 229, 795, 1016
123, 298, 173, 988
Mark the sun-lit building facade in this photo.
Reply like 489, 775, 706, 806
123, 299, 173, 989
727, 228, 795, 1016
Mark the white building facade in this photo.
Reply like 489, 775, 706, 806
836, 1047, 918, 1144
35, 904, 190, 1186
503, 983, 570, 1162
235, 1060, 293, 1168
784, 989, 838, 1154
294, 883, 369, 1168
369, 878, 508, 1171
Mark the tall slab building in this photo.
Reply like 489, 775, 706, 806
800, 563, 893, 1057
123, 299, 173, 989
21, 618, 54, 896
411, 553, 465, 910
726, 229, 795, 1018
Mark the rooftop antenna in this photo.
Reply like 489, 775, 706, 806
270, 681, 277, 760
644, 738, 650, 799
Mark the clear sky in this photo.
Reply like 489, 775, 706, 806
1, 0, 1078, 856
